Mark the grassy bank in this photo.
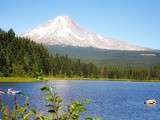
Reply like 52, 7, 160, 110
0, 76, 90, 82
0, 77, 36, 82
0, 76, 160, 82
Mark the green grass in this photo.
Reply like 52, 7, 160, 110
0, 76, 160, 82
0, 76, 90, 82
0, 77, 37, 82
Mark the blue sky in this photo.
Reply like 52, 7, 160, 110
0, 0, 160, 49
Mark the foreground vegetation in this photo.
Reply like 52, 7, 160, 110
0, 28, 160, 81
0, 85, 100, 120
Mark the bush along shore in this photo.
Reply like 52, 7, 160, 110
0, 85, 100, 120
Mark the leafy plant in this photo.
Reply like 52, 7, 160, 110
0, 96, 35, 120
0, 85, 100, 120
41, 85, 100, 120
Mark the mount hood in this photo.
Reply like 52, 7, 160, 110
24, 16, 149, 51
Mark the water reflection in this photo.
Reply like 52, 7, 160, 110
1, 80, 160, 120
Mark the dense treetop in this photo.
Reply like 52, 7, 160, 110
0, 28, 98, 78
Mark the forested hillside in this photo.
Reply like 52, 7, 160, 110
47, 45, 160, 67
0, 28, 160, 80
0, 28, 98, 77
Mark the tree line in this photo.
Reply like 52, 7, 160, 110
0, 28, 160, 80
0, 28, 98, 78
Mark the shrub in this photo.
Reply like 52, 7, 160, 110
0, 86, 100, 120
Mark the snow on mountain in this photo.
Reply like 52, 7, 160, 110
23, 16, 149, 51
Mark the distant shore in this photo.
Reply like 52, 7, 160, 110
0, 76, 160, 82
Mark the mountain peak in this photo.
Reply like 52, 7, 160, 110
24, 16, 149, 51
46, 16, 76, 27
54, 16, 72, 22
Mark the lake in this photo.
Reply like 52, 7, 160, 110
0, 80, 160, 120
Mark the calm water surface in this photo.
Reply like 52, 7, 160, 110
0, 80, 160, 120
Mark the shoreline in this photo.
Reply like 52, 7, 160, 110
0, 76, 160, 82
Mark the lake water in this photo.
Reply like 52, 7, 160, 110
0, 80, 160, 120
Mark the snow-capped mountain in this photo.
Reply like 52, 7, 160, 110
24, 16, 149, 51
